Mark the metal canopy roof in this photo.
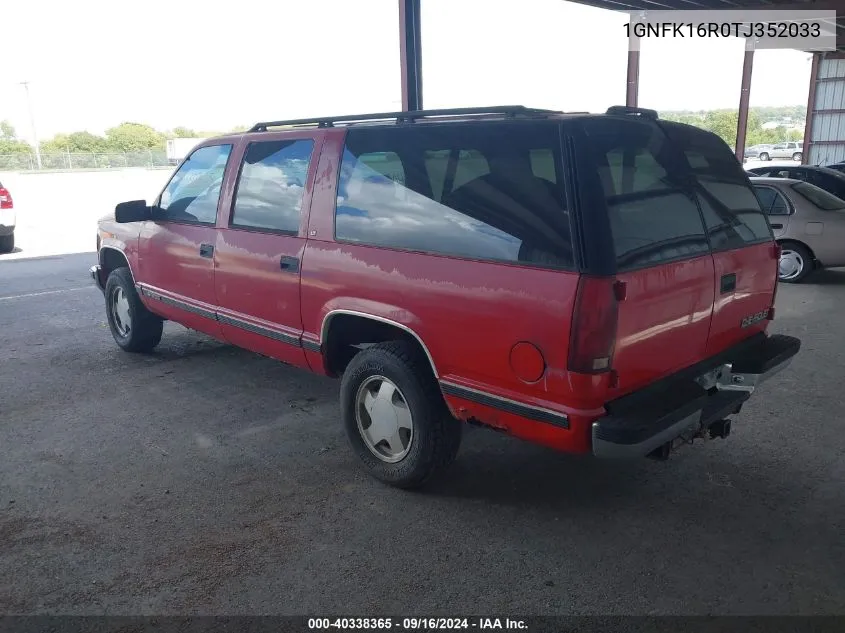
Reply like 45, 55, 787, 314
568, 0, 845, 50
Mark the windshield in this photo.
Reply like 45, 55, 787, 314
791, 181, 845, 211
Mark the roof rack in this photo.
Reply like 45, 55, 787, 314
249, 105, 561, 132
606, 105, 659, 119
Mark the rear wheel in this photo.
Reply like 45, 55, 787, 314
104, 267, 163, 352
759, 152, 770, 161
792, 152, 802, 161
340, 340, 462, 489
778, 242, 813, 283
0, 232, 13, 254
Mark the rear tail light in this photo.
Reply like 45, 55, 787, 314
568, 276, 620, 374
0, 187, 12, 209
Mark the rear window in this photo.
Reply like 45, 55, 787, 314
792, 181, 845, 210
660, 121, 772, 251
334, 122, 573, 270
581, 118, 710, 271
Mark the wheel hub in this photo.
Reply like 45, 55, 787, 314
111, 287, 132, 336
355, 376, 414, 463
779, 249, 804, 280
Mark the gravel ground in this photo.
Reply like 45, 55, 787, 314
0, 252, 843, 615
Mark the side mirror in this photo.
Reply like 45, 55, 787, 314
114, 200, 152, 223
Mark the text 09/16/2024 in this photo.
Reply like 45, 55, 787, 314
307, 618, 528, 630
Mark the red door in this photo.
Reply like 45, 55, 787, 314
137, 143, 234, 337
212, 135, 320, 368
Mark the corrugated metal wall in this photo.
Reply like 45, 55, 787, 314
808, 54, 845, 166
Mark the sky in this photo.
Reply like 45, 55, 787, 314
0, 0, 813, 143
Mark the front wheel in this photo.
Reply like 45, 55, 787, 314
340, 340, 462, 489
759, 152, 770, 161
793, 152, 802, 161
104, 267, 163, 352
778, 242, 813, 283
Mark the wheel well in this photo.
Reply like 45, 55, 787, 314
100, 248, 131, 279
323, 314, 434, 377
777, 238, 816, 261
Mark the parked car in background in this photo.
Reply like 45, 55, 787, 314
0, 180, 15, 253
89, 105, 799, 488
751, 176, 845, 283
768, 141, 804, 161
744, 144, 774, 161
746, 165, 845, 201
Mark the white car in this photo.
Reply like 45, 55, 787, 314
768, 141, 804, 161
0, 180, 15, 253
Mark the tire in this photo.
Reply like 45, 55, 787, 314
793, 152, 802, 162
778, 242, 813, 284
104, 267, 163, 352
0, 232, 13, 254
759, 152, 770, 161
340, 340, 462, 489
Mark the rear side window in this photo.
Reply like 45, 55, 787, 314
660, 121, 772, 251
334, 122, 573, 270
754, 185, 791, 215
581, 118, 709, 271
231, 139, 314, 233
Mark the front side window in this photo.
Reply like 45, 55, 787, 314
334, 123, 573, 270
660, 121, 771, 251
582, 118, 709, 271
231, 139, 314, 233
159, 144, 232, 224
791, 182, 845, 211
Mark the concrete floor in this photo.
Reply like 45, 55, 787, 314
0, 252, 843, 615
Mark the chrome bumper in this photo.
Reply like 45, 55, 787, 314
90, 265, 105, 292
592, 334, 801, 459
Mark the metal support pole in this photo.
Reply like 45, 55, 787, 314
735, 48, 754, 163
802, 53, 821, 166
398, 0, 423, 111
20, 81, 42, 169
626, 28, 640, 108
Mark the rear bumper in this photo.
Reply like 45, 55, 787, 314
90, 265, 105, 292
592, 333, 801, 459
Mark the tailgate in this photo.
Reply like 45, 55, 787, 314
658, 120, 778, 358
707, 241, 777, 356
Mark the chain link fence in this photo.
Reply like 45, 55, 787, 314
0, 151, 172, 171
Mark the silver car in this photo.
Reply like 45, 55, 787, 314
744, 144, 774, 160
767, 141, 804, 161
750, 176, 845, 282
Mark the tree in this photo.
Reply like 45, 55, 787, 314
0, 121, 32, 154
702, 110, 739, 148
104, 122, 165, 152
171, 126, 197, 138
1, 120, 17, 141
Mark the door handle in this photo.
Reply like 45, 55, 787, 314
199, 243, 214, 258
720, 272, 737, 294
279, 256, 299, 273
770, 223, 784, 229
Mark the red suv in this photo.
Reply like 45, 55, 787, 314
90, 105, 800, 488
